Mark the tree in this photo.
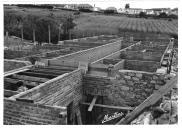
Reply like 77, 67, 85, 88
139, 12, 147, 18
23, 15, 38, 43
125, 4, 130, 9
61, 16, 76, 40
158, 12, 168, 18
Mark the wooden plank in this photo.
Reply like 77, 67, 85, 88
4, 65, 33, 77
18, 71, 57, 78
4, 78, 38, 87
88, 95, 98, 111
16, 98, 34, 103
11, 74, 50, 83
4, 89, 19, 97
76, 109, 83, 124
116, 76, 177, 125
31, 69, 69, 75
81, 102, 134, 110
36, 66, 76, 71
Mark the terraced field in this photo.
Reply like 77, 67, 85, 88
118, 18, 177, 35
74, 14, 178, 36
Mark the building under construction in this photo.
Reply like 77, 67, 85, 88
4, 35, 177, 125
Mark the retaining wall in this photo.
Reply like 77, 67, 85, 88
4, 59, 31, 72
120, 51, 163, 62
124, 60, 160, 72
10, 69, 83, 119
83, 70, 166, 106
4, 98, 67, 125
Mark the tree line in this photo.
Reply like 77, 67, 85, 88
4, 11, 76, 44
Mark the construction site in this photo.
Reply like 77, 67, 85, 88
4, 35, 178, 125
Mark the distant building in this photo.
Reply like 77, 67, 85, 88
93, 7, 102, 12
77, 4, 93, 11
117, 8, 125, 14
150, 8, 171, 15
125, 8, 145, 15
118, 8, 144, 14
170, 8, 178, 15
145, 9, 155, 15
64, 4, 78, 10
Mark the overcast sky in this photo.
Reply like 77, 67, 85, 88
4, 0, 179, 9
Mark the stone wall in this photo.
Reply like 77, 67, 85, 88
128, 45, 166, 52
4, 59, 31, 72
124, 60, 160, 72
11, 69, 83, 118
4, 98, 67, 125
120, 51, 163, 62
83, 71, 166, 106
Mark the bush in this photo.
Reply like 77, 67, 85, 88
104, 10, 115, 14
79, 8, 93, 12
139, 12, 147, 18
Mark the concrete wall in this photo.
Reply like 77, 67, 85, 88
83, 70, 166, 106
124, 60, 160, 72
49, 40, 122, 67
4, 98, 67, 125
4, 59, 31, 72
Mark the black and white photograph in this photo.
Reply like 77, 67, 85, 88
2, 0, 179, 126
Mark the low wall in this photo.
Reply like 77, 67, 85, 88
4, 98, 67, 125
128, 45, 166, 52
124, 60, 160, 72
91, 42, 141, 64
83, 70, 166, 106
10, 69, 83, 119
49, 39, 122, 67
4, 59, 31, 72
120, 51, 163, 62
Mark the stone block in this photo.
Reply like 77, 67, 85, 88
119, 80, 126, 84
132, 77, 140, 81
124, 75, 131, 80
150, 80, 156, 84
145, 88, 152, 93
127, 80, 134, 86
120, 86, 130, 91
155, 85, 161, 89
128, 72, 135, 77
136, 73, 143, 78
153, 75, 159, 80
156, 80, 165, 85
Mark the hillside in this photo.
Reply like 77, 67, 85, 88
4, 5, 178, 41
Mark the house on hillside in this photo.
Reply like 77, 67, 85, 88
64, 4, 78, 10
126, 8, 145, 15
77, 4, 93, 11
117, 8, 125, 14
118, 8, 145, 15
151, 8, 171, 15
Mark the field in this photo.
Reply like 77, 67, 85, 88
4, 5, 178, 41
74, 13, 178, 36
